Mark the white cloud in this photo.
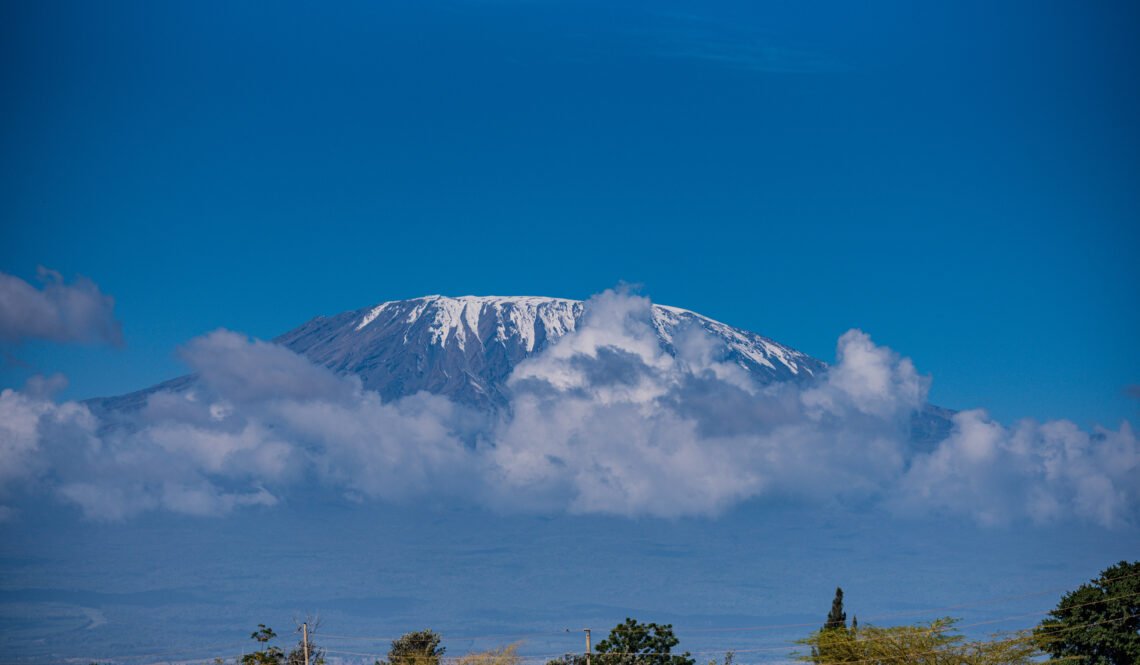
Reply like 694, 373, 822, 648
894, 411, 1139, 527
0, 384, 96, 490
179, 329, 358, 404
0, 267, 123, 346
0, 290, 1135, 526
801, 330, 928, 420
487, 292, 925, 516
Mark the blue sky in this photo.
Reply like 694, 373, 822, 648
1, 5, 1139, 661
2, 0, 1138, 427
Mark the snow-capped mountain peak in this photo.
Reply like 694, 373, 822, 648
92, 295, 827, 413
263, 295, 822, 408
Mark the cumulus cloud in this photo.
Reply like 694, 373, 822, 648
894, 412, 1139, 527
488, 292, 925, 516
0, 267, 123, 346
0, 290, 1135, 526
0, 330, 480, 520
178, 330, 358, 404
0, 381, 100, 518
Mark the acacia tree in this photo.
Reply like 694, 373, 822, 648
798, 617, 1038, 665
1035, 560, 1140, 665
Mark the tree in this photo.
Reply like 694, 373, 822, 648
379, 629, 446, 665
813, 587, 849, 663
798, 617, 1039, 665
456, 643, 522, 665
593, 618, 695, 665
243, 625, 285, 665
1035, 560, 1140, 665
825, 588, 847, 631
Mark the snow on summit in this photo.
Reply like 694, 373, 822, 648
95, 295, 824, 413
270, 294, 822, 409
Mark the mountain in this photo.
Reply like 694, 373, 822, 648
281, 295, 824, 406
90, 294, 951, 442
92, 294, 827, 412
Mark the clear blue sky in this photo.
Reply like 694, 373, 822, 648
1, 0, 1137, 427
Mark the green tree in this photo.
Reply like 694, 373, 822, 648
593, 618, 695, 665
812, 587, 849, 663
825, 588, 847, 631
1035, 560, 1140, 665
798, 617, 1038, 665
378, 629, 446, 665
242, 624, 285, 665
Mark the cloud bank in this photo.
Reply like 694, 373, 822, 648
0, 267, 123, 346
0, 290, 1136, 526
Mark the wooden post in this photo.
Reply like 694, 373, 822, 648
303, 622, 310, 665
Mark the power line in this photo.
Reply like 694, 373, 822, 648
519, 613, 1135, 663
747, 614, 1136, 665
724, 589, 1140, 656
310, 584, 1140, 658
676, 568, 1140, 636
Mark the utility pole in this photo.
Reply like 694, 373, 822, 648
302, 622, 311, 665
566, 627, 592, 665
